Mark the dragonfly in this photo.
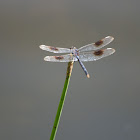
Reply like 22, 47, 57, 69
39, 36, 115, 78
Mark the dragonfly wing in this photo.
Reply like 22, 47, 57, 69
79, 48, 115, 62
44, 54, 78, 62
39, 45, 71, 53
78, 36, 114, 52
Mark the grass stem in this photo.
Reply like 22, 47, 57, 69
50, 61, 74, 140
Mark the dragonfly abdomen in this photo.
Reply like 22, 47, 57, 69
76, 56, 90, 78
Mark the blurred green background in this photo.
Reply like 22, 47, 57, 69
1, 0, 140, 140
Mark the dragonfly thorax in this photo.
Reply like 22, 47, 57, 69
71, 47, 79, 56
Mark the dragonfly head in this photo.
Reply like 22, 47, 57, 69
70, 46, 76, 49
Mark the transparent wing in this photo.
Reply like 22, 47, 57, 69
44, 54, 78, 62
78, 36, 114, 52
39, 45, 71, 53
79, 48, 115, 62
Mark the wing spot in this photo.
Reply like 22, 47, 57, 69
55, 56, 64, 60
94, 40, 103, 47
93, 50, 104, 56
49, 46, 58, 51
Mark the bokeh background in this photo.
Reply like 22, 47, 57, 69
1, 0, 140, 140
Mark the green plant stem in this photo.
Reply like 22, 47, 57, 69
50, 61, 74, 140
